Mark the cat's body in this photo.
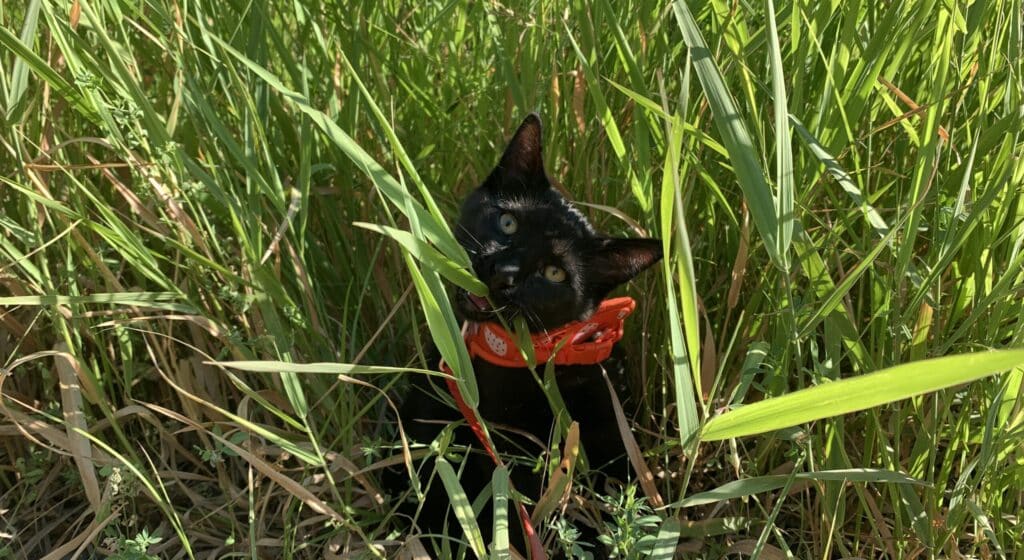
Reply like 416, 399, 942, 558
399, 348, 630, 555
393, 114, 661, 555
402, 347, 630, 486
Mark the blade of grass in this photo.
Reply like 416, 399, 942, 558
54, 344, 101, 511
659, 113, 700, 445
702, 349, 1024, 440
676, 468, 927, 508
6, 0, 41, 119
491, 466, 511, 560
334, 49, 452, 238
766, 0, 794, 263
0, 23, 100, 124
209, 360, 443, 376
564, 22, 650, 211
435, 457, 487, 559
207, 32, 469, 267
790, 115, 889, 237
650, 517, 681, 560
796, 220, 901, 339
673, 0, 783, 270
0, 292, 188, 310
354, 222, 486, 295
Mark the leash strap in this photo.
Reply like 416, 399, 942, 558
437, 297, 637, 559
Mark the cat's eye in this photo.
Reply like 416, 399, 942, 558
543, 265, 567, 283
498, 212, 518, 234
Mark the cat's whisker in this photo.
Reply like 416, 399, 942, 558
457, 224, 485, 251
519, 306, 548, 335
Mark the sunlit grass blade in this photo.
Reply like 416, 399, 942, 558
334, 49, 451, 236
796, 221, 901, 339
354, 222, 486, 295
790, 115, 889, 236
0, 292, 188, 310
564, 22, 650, 211
435, 458, 487, 559
766, 0, 794, 263
404, 253, 478, 407
702, 349, 1024, 440
605, 78, 732, 159
650, 517, 681, 560
673, 0, 783, 270
891, 7, 956, 284
606, 78, 671, 119
676, 468, 927, 508
0, 23, 99, 124
54, 344, 101, 511
791, 229, 875, 372
5, 0, 40, 119
206, 33, 469, 267
491, 466, 511, 560
210, 360, 442, 376
659, 113, 700, 445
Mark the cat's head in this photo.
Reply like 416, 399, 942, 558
454, 114, 662, 331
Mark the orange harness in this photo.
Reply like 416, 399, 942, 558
438, 297, 636, 559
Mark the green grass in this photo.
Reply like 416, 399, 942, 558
2, 0, 1023, 558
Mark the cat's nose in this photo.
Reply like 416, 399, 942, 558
490, 262, 519, 293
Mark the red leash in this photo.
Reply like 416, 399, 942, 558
439, 297, 636, 559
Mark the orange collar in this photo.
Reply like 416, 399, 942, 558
464, 296, 636, 368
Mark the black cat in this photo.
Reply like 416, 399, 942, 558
394, 114, 662, 556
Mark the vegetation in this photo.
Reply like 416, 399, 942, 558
1, 0, 1022, 558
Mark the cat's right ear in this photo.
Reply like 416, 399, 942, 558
586, 237, 664, 292
483, 113, 550, 192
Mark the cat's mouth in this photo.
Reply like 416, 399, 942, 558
455, 287, 575, 331
455, 288, 503, 322
466, 293, 491, 311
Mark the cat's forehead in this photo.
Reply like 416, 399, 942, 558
492, 191, 596, 237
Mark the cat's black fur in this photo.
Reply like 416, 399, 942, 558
393, 114, 662, 555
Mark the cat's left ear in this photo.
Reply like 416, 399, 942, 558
587, 238, 663, 290
484, 113, 550, 191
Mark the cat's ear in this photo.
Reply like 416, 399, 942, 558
484, 113, 550, 191
587, 238, 663, 290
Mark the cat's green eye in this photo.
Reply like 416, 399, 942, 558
498, 212, 518, 234
543, 265, 567, 283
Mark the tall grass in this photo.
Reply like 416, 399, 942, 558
1, 0, 1022, 558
